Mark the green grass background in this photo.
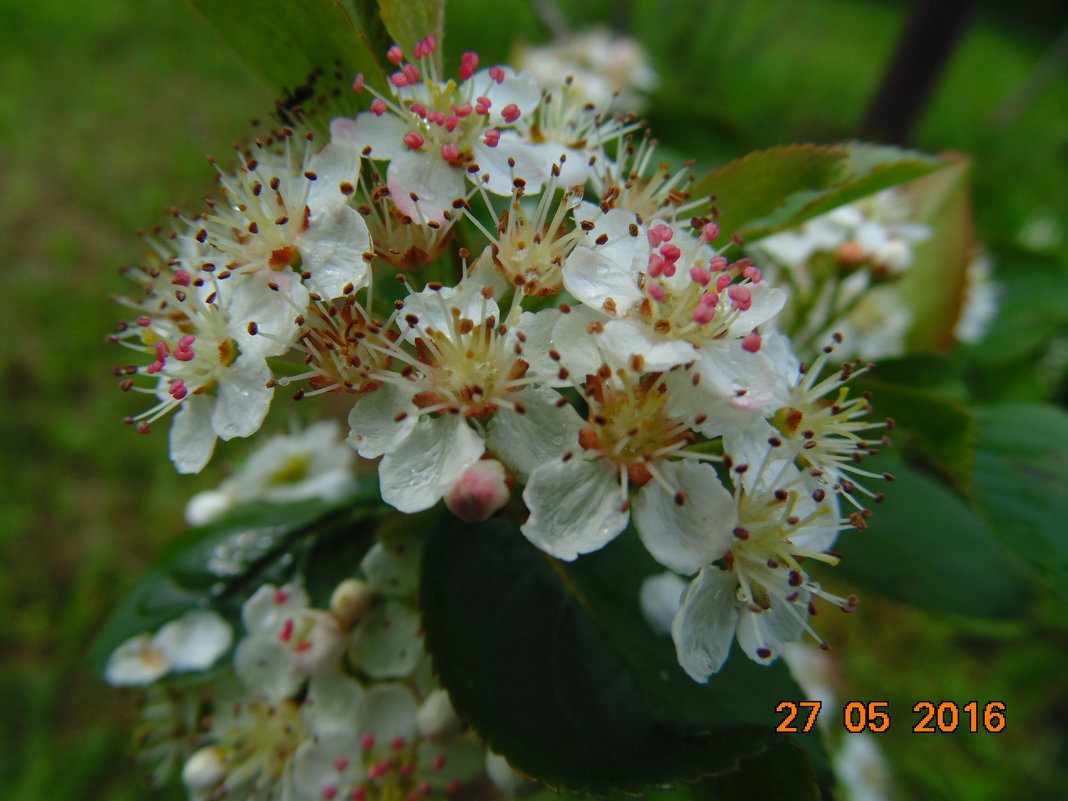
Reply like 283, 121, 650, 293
2, 0, 1066, 799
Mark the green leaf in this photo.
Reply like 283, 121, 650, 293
895, 158, 976, 352
830, 450, 1033, 618
972, 404, 1068, 601
852, 374, 976, 494
690, 142, 944, 242
421, 516, 828, 795
187, 0, 388, 105
91, 488, 386, 674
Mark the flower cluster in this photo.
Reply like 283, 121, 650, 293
112, 35, 891, 686
108, 533, 516, 801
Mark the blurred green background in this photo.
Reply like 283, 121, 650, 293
2, 0, 1066, 799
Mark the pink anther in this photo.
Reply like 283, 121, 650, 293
701, 222, 720, 242
501, 103, 521, 123
391, 72, 410, 88
411, 103, 427, 119
660, 243, 681, 263
475, 96, 491, 115
403, 132, 425, 150
274, 588, 290, 604
647, 283, 666, 302
421, 34, 438, 53
710, 255, 729, 271
403, 64, 420, 83
716, 274, 733, 291
459, 52, 479, 81
693, 304, 715, 325
136, 316, 151, 327
154, 341, 170, 360
390, 736, 407, 751
322, 785, 338, 801
352, 73, 365, 93
441, 142, 461, 163
387, 45, 404, 65
742, 330, 762, 352
334, 757, 350, 772
728, 284, 752, 311
453, 102, 472, 117
743, 265, 762, 283
178, 335, 196, 349
689, 266, 711, 286
370, 98, 388, 116
172, 270, 191, 286
360, 733, 375, 751
489, 66, 505, 83
430, 754, 446, 772
169, 379, 188, 400
648, 252, 665, 278
279, 618, 294, 642
444, 115, 458, 132
648, 224, 674, 245
349, 787, 366, 801
483, 129, 500, 147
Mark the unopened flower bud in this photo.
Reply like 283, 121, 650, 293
416, 689, 461, 739
331, 578, 374, 628
444, 459, 510, 522
835, 241, 868, 272
182, 746, 226, 791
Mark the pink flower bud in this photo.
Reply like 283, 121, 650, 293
445, 459, 510, 522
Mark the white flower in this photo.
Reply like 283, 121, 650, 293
670, 453, 858, 682
333, 36, 545, 223
346, 281, 571, 515
520, 361, 734, 566
185, 421, 357, 525
514, 29, 658, 113
105, 610, 232, 686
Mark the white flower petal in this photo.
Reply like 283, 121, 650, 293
486, 386, 583, 481
388, 150, 467, 225
104, 633, 170, 686
170, 394, 217, 475
298, 202, 372, 299
350, 600, 423, 679
233, 636, 303, 701
241, 583, 310, 634
154, 611, 233, 672
355, 683, 419, 744
521, 458, 629, 560
212, 357, 273, 441
378, 416, 484, 514
331, 112, 409, 162
347, 383, 419, 459
601, 319, 697, 371
472, 135, 545, 195
633, 461, 734, 574
671, 567, 740, 682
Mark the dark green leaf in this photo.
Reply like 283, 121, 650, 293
972, 404, 1068, 601
690, 143, 944, 243
830, 450, 1033, 618
421, 516, 827, 795
187, 0, 387, 106
91, 488, 386, 674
